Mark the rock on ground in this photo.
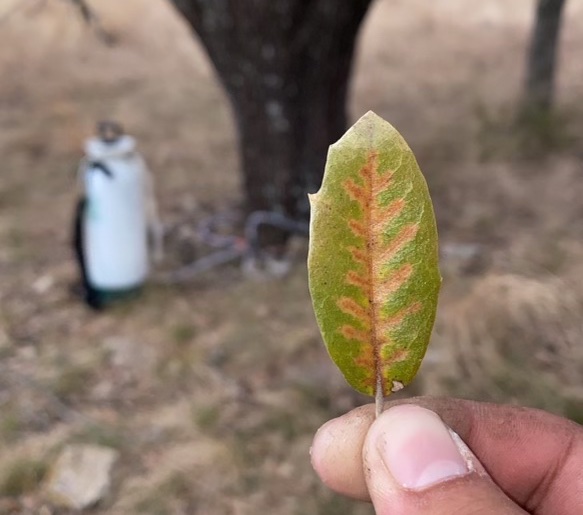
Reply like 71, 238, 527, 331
45, 444, 119, 510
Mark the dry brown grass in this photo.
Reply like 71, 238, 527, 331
1, 0, 583, 513
436, 273, 583, 413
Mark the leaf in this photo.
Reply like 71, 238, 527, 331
308, 111, 441, 406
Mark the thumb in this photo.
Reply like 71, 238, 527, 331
363, 405, 526, 515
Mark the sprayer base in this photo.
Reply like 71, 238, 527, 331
86, 285, 143, 310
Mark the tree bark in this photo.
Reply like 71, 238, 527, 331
170, 0, 372, 221
524, 0, 567, 113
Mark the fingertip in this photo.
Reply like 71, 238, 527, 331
362, 404, 523, 515
364, 405, 472, 491
311, 407, 374, 501
310, 416, 339, 479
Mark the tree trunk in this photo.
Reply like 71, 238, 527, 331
169, 0, 372, 222
523, 0, 567, 113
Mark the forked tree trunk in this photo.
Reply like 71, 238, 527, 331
170, 0, 372, 221
523, 0, 567, 114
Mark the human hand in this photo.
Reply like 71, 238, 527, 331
311, 397, 583, 514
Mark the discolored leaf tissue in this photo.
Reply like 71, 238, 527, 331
308, 111, 441, 415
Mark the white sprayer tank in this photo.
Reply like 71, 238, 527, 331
82, 134, 149, 292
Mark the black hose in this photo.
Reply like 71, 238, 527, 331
244, 211, 309, 257
156, 210, 309, 284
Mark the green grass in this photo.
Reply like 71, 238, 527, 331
52, 364, 94, 400
193, 405, 220, 432
0, 459, 48, 497
133, 472, 199, 514
309, 494, 374, 515
68, 423, 126, 450
475, 102, 575, 161
563, 397, 583, 425
0, 410, 22, 444
171, 324, 196, 346
515, 106, 575, 155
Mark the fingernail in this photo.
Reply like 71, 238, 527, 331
374, 405, 470, 490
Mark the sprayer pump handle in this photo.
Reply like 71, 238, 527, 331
97, 121, 124, 144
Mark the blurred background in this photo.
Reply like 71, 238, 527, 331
1, 0, 582, 513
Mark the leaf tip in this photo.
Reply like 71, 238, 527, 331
347, 110, 401, 147
356, 110, 388, 127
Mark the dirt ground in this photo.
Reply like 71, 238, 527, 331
1, 0, 583, 513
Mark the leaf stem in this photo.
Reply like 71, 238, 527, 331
375, 374, 384, 418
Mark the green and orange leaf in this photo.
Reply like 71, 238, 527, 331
308, 111, 441, 400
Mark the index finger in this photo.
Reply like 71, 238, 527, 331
310, 397, 583, 514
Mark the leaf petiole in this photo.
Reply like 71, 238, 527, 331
375, 374, 384, 418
